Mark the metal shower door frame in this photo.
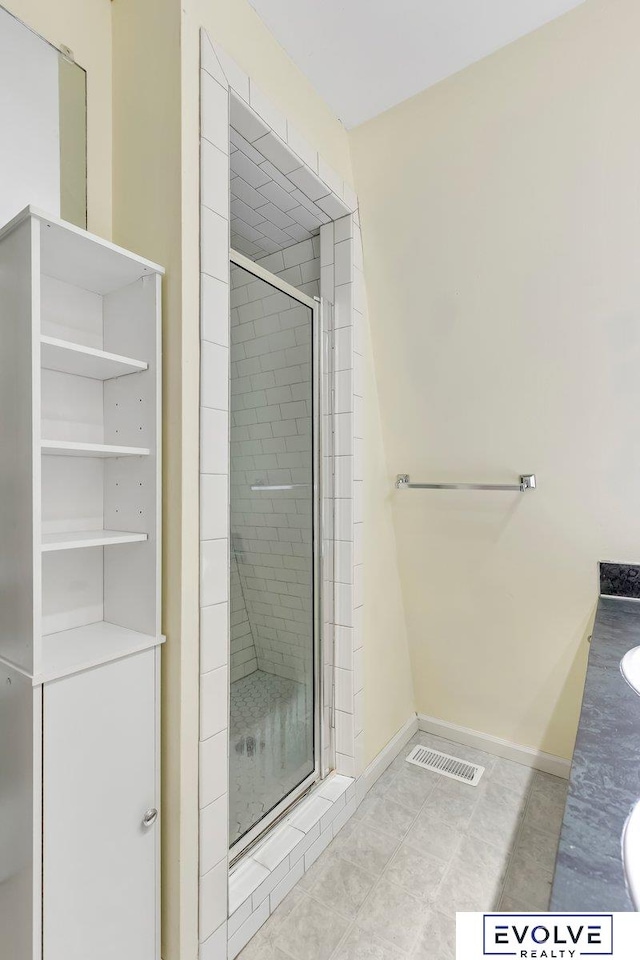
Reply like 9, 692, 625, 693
228, 248, 327, 862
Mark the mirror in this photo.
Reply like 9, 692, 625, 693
0, 4, 87, 228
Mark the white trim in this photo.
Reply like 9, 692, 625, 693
229, 248, 317, 310
359, 715, 419, 799
417, 713, 572, 780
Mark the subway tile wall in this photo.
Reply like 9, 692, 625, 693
320, 216, 366, 779
199, 28, 363, 958
230, 553, 258, 682
229, 241, 320, 684
200, 32, 231, 956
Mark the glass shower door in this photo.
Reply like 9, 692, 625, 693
228, 252, 320, 854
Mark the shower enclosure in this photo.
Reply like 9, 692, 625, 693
228, 250, 327, 856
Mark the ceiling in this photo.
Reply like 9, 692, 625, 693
248, 0, 586, 128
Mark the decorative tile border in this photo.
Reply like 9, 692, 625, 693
198, 28, 366, 960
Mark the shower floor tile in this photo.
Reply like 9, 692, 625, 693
238, 731, 568, 959
230, 670, 314, 847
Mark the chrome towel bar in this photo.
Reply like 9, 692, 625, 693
395, 474, 536, 492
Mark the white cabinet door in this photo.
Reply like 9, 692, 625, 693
0, 665, 42, 960
43, 648, 158, 960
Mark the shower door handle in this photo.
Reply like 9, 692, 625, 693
250, 483, 311, 491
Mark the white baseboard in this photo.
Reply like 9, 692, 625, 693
417, 713, 571, 780
359, 715, 419, 798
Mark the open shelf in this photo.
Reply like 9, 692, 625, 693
41, 336, 148, 380
0, 206, 164, 295
1, 205, 161, 683
41, 440, 151, 458
41, 530, 148, 552
38, 620, 163, 684
0, 207, 163, 951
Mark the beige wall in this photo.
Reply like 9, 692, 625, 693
111, 3, 190, 959
363, 312, 415, 764
5, 0, 112, 237
350, 0, 640, 761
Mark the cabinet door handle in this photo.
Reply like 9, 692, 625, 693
142, 808, 158, 827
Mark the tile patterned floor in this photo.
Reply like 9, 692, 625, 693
237, 731, 569, 960
230, 670, 314, 846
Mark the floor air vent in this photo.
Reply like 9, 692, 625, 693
406, 745, 484, 786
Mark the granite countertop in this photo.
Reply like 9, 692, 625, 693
550, 594, 640, 911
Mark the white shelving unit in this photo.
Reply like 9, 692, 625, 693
0, 206, 164, 960
41, 335, 149, 379
41, 439, 151, 457
41, 529, 149, 551
36, 620, 161, 684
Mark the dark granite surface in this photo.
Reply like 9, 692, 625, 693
550, 597, 640, 911
600, 562, 640, 599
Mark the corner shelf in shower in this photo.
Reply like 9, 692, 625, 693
41, 529, 149, 552
40, 335, 148, 380
41, 439, 151, 457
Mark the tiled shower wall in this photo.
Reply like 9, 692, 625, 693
230, 554, 257, 683
319, 216, 366, 779
199, 29, 364, 958
230, 239, 320, 684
